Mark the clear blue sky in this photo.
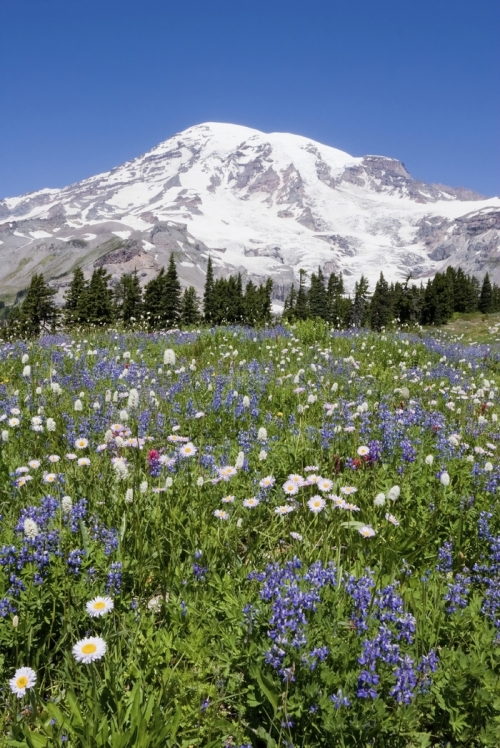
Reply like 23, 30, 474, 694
1, 0, 498, 199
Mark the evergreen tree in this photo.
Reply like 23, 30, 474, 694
309, 267, 328, 320
421, 272, 453, 325
327, 272, 350, 327
144, 268, 167, 329
352, 275, 370, 327
283, 285, 297, 321
163, 254, 182, 326
295, 269, 309, 321
180, 286, 201, 326
83, 268, 114, 326
115, 272, 143, 326
63, 267, 87, 326
370, 273, 392, 331
243, 280, 259, 325
203, 256, 215, 323
13, 273, 58, 337
479, 272, 493, 314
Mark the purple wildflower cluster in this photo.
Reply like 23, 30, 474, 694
248, 558, 336, 681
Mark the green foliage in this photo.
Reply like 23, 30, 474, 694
7, 274, 58, 338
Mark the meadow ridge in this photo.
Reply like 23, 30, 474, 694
0, 321, 499, 747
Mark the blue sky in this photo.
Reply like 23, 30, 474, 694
1, 0, 498, 198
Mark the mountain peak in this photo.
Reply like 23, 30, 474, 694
0, 123, 498, 304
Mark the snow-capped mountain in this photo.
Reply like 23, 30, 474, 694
1, 122, 499, 303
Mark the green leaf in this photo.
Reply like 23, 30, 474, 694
250, 665, 280, 712
79, 519, 90, 555
66, 690, 84, 727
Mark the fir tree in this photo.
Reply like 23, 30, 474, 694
479, 272, 493, 313
370, 273, 392, 331
309, 267, 328, 320
203, 256, 215, 323
295, 269, 309, 321
63, 267, 87, 326
14, 274, 58, 337
352, 275, 370, 327
115, 272, 143, 325
283, 285, 297, 321
83, 268, 114, 326
180, 286, 201, 326
163, 254, 182, 326
144, 268, 167, 329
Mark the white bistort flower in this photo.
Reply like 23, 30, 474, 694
235, 451, 245, 470
61, 496, 73, 514
259, 450, 267, 461
125, 488, 134, 503
21, 354, 29, 364
86, 597, 114, 618
46, 418, 56, 432
440, 472, 450, 487
74, 399, 83, 412
425, 455, 434, 465
22, 365, 31, 378
9, 667, 36, 698
257, 427, 268, 442
23, 518, 39, 539
164, 349, 176, 366
242, 396, 250, 408
127, 389, 139, 409
387, 485, 401, 502
140, 480, 148, 494
374, 493, 386, 507
72, 636, 107, 663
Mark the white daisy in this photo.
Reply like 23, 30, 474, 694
179, 442, 197, 458
219, 466, 237, 479
86, 597, 114, 618
340, 486, 357, 495
307, 495, 326, 513
275, 505, 295, 515
289, 531, 303, 541
213, 509, 229, 520
329, 495, 347, 508
43, 473, 58, 483
78, 457, 91, 466
28, 460, 41, 469
72, 636, 107, 663
75, 438, 89, 449
243, 497, 260, 508
8, 418, 20, 427
385, 514, 400, 526
259, 476, 275, 488
358, 525, 376, 538
221, 495, 235, 504
357, 446, 370, 456
9, 667, 36, 698
317, 478, 333, 493
282, 480, 299, 495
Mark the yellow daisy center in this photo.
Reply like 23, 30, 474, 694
93, 601, 106, 610
82, 643, 97, 655
16, 676, 29, 688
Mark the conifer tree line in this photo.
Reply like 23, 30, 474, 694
283, 265, 500, 330
3, 255, 500, 339
3, 254, 273, 338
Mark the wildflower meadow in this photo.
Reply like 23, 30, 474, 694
0, 321, 499, 746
